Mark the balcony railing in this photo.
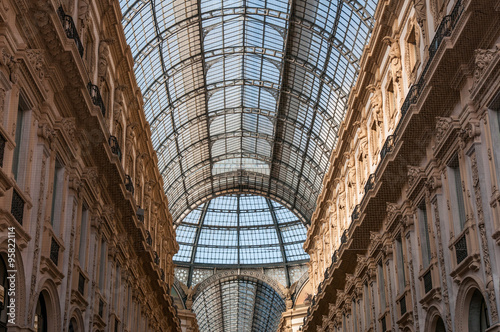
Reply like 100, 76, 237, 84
364, 173, 376, 194
57, 7, 84, 57
50, 238, 60, 266
0, 133, 6, 168
380, 135, 395, 161
423, 270, 432, 294
108, 136, 122, 161
455, 233, 468, 265
153, 251, 160, 265
87, 82, 106, 117
351, 204, 361, 221
146, 230, 152, 246
341, 230, 347, 245
160, 268, 165, 281
11, 190, 25, 225
125, 175, 134, 194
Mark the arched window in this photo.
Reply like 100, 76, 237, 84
0, 256, 8, 331
34, 293, 48, 332
68, 318, 78, 332
435, 316, 446, 332
469, 289, 490, 332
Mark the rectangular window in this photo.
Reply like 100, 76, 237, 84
50, 159, 64, 234
418, 201, 432, 268
387, 80, 396, 119
352, 299, 358, 332
396, 237, 406, 292
378, 261, 386, 309
115, 264, 120, 310
448, 156, 467, 230
99, 239, 107, 290
12, 107, 25, 181
78, 204, 88, 268
364, 283, 370, 327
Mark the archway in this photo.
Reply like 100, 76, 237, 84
469, 289, 490, 332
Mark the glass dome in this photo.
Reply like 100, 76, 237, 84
173, 194, 309, 266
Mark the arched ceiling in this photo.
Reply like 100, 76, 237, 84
119, 0, 378, 223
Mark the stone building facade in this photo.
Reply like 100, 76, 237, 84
303, 0, 500, 331
0, 0, 179, 331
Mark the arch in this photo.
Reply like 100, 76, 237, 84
33, 279, 61, 332
455, 277, 491, 332
424, 305, 447, 332
193, 271, 287, 300
68, 307, 84, 332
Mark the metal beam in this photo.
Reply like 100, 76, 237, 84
187, 200, 210, 287
267, 198, 291, 287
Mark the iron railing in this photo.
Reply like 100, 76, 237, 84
364, 173, 376, 194
341, 230, 347, 244
146, 230, 152, 246
455, 234, 468, 265
50, 238, 60, 266
11, 190, 24, 225
153, 251, 160, 265
380, 135, 395, 161
351, 204, 361, 221
109, 136, 122, 161
125, 175, 134, 194
87, 82, 106, 117
160, 268, 165, 281
57, 7, 84, 57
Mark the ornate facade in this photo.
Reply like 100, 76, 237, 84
303, 0, 500, 331
0, 0, 179, 331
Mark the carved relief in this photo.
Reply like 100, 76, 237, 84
470, 45, 500, 92
383, 37, 403, 84
413, 0, 427, 39
26, 49, 45, 80
113, 86, 125, 123
434, 117, 452, 144
407, 166, 422, 188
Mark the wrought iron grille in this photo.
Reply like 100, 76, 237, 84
332, 250, 338, 264
423, 270, 432, 294
0, 133, 6, 168
364, 173, 376, 193
50, 238, 60, 266
108, 136, 122, 161
57, 7, 84, 57
87, 82, 106, 117
78, 272, 85, 295
153, 251, 160, 265
455, 234, 468, 265
124, 175, 134, 194
146, 230, 152, 246
11, 190, 24, 225
399, 295, 407, 315
380, 135, 395, 160
160, 268, 165, 281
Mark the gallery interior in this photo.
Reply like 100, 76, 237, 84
0, 0, 499, 331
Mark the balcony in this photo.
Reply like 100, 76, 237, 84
380, 135, 395, 161
153, 251, 160, 265
87, 82, 106, 117
136, 208, 145, 223
108, 136, 122, 161
351, 204, 361, 221
364, 173, 376, 194
57, 7, 84, 58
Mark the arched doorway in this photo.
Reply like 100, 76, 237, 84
469, 289, 490, 332
34, 293, 48, 332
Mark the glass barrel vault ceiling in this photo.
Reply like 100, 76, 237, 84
119, 0, 378, 224
174, 194, 308, 266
